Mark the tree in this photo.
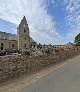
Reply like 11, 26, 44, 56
74, 33, 80, 46
37, 43, 42, 49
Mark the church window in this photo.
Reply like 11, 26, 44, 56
1, 43, 4, 50
1, 43, 4, 47
24, 44, 26, 47
24, 29, 26, 33
12, 44, 14, 47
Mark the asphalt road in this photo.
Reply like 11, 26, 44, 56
20, 55, 80, 92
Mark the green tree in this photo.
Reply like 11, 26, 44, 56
37, 43, 42, 49
74, 33, 80, 46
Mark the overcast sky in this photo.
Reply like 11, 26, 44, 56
0, 0, 80, 45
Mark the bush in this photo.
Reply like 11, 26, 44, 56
21, 49, 31, 56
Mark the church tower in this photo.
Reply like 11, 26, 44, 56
17, 16, 30, 50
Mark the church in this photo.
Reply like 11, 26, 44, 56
0, 16, 36, 51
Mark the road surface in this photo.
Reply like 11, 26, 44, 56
20, 55, 80, 92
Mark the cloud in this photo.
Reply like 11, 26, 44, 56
0, 0, 61, 44
1, 0, 79, 45
65, 0, 80, 43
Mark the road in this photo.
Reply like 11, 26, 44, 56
20, 55, 80, 92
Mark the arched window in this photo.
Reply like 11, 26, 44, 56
24, 29, 26, 33
1, 43, 4, 50
24, 44, 26, 48
1, 43, 4, 47
12, 44, 14, 47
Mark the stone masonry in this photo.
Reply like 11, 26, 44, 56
17, 16, 30, 49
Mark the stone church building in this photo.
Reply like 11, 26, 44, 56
0, 16, 36, 51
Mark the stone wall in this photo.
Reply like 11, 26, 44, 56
0, 39, 9, 50
0, 48, 80, 83
9, 40, 18, 50
0, 31, 17, 40
0, 39, 18, 51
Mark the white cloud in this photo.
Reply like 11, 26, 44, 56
65, 0, 80, 43
1, 0, 80, 45
0, 0, 61, 44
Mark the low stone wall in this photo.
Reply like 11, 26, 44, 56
0, 48, 80, 83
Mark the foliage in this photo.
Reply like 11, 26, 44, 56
74, 33, 80, 46
37, 43, 42, 49
21, 49, 31, 56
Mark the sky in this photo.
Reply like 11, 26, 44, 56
0, 0, 80, 45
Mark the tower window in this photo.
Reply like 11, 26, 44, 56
24, 44, 26, 47
24, 29, 26, 33
1, 43, 4, 47
1, 43, 4, 50
12, 44, 14, 47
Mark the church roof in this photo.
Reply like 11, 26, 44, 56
30, 37, 35, 43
